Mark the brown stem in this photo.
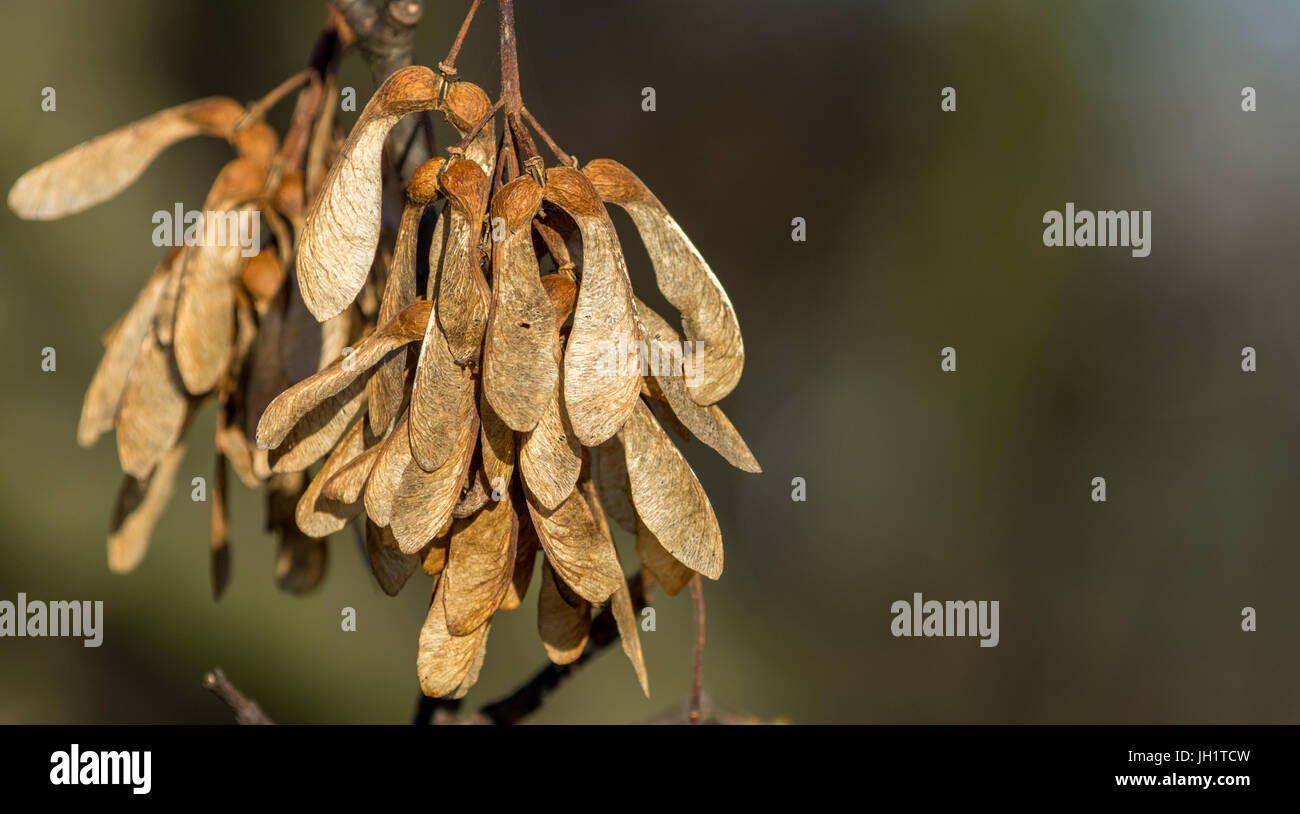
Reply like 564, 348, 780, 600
688, 574, 706, 725
496, 0, 539, 168
522, 107, 573, 167
203, 668, 275, 725
442, 0, 482, 71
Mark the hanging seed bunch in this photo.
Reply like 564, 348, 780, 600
256, 0, 761, 699
5, 23, 382, 596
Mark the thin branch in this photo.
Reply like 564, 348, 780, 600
472, 573, 647, 725
441, 0, 482, 72
689, 574, 706, 725
521, 107, 573, 168
202, 668, 275, 725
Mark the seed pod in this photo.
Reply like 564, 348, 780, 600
267, 377, 366, 474
442, 497, 518, 636
390, 398, 479, 553
519, 328, 581, 511
8, 96, 245, 220
538, 557, 590, 665
442, 81, 496, 178
369, 158, 444, 434
78, 262, 171, 447
296, 419, 366, 537
634, 299, 760, 473
580, 470, 648, 696
483, 175, 556, 432
256, 300, 431, 451
323, 441, 383, 504
500, 504, 539, 611
366, 520, 420, 597
595, 436, 637, 535
417, 582, 492, 699
409, 319, 474, 472
107, 442, 186, 574
433, 158, 491, 364
452, 468, 491, 519
115, 335, 190, 479
543, 166, 642, 446
364, 412, 413, 528
297, 66, 442, 321
617, 399, 723, 579
423, 534, 451, 576
239, 247, 285, 311
268, 471, 327, 595
636, 518, 693, 596
585, 158, 743, 405
479, 392, 515, 494
525, 488, 624, 605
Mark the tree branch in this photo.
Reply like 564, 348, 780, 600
202, 668, 275, 725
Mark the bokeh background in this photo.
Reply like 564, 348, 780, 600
1, 0, 1298, 723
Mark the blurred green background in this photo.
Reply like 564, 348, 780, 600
2, 0, 1298, 723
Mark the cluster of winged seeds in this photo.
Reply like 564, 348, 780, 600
9, 49, 758, 697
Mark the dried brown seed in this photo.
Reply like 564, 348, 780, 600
434, 158, 491, 364
544, 166, 642, 445
541, 273, 577, 325
239, 247, 285, 311
230, 120, 279, 168
537, 558, 590, 665
364, 411, 413, 528
107, 442, 186, 574
369, 158, 445, 434
267, 471, 328, 595
579, 471, 649, 696
595, 436, 637, 535
442, 81, 496, 178
8, 96, 245, 220
390, 398, 478, 553
635, 299, 760, 473
525, 488, 624, 605
366, 520, 420, 596
295, 419, 366, 537
585, 158, 744, 405
519, 334, 581, 511
423, 534, 451, 576
409, 319, 474, 472
479, 392, 515, 494
256, 300, 431, 451
115, 335, 190, 479
483, 175, 556, 432
78, 263, 170, 447
417, 583, 491, 698
267, 377, 366, 474
500, 504, 539, 611
636, 518, 693, 596
323, 440, 382, 504
618, 399, 723, 579
452, 467, 491, 519
443, 498, 518, 635
297, 66, 441, 320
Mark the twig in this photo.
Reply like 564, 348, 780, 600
441, 0, 482, 71
202, 668, 275, 725
521, 107, 573, 168
689, 574, 705, 725
476, 575, 646, 724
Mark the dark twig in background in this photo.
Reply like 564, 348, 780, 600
203, 668, 275, 725
689, 574, 706, 725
